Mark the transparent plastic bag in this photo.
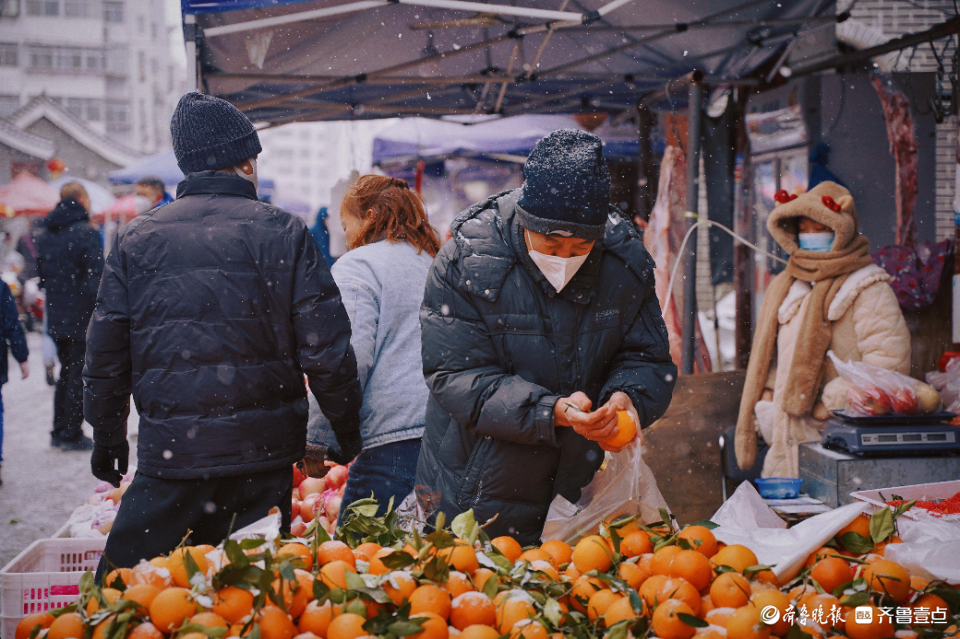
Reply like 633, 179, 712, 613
926, 357, 960, 413
541, 441, 671, 544
828, 351, 941, 416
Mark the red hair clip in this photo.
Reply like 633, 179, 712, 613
774, 190, 797, 204
821, 195, 842, 212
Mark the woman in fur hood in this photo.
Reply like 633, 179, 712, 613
735, 181, 910, 478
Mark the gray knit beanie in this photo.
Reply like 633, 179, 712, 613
516, 129, 610, 240
171, 92, 262, 174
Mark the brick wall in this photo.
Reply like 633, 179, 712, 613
848, 0, 957, 241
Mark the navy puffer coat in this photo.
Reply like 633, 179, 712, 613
83, 172, 363, 480
416, 190, 676, 544
36, 199, 104, 340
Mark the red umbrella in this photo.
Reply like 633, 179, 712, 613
0, 172, 59, 217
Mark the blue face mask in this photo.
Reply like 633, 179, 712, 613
798, 232, 835, 252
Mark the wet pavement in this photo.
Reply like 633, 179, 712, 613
0, 332, 138, 568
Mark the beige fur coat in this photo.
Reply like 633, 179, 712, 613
755, 263, 911, 477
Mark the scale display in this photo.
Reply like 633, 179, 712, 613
858, 430, 957, 446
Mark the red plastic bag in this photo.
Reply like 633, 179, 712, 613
828, 351, 941, 416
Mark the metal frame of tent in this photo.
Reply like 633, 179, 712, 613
182, 0, 960, 374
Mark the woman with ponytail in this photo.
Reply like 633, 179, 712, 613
308, 174, 441, 518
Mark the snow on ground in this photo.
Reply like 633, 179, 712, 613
0, 332, 139, 567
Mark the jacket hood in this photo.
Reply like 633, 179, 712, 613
767, 181, 860, 254
42, 199, 90, 232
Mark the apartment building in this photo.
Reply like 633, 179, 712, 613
0, 0, 182, 155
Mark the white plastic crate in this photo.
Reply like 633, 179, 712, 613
0, 538, 105, 639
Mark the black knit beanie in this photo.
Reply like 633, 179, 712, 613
516, 129, 610, 240
171, 92, 262, 174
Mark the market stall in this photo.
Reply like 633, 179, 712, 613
6, 2, 960, 638
4, 478, 959, 639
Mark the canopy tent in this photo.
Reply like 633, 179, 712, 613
108, 149, 276, 197
186, 0, 839, 126
48, 176, 116, 214
372, 113, 642, 165
108, 151, 184, 187
0, 172, 59, 216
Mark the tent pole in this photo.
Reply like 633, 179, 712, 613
203, 0, 580, 38
184, 13, 199, 92
636, 104, 653, 222
681, 78, 703, 376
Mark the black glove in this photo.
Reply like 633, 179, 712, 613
328, 430, 363, 466
91, 440, 129, 487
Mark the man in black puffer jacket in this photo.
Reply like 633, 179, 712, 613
37, 183, 103, 451
416, 130, 677, 545
84, 93, 364, 572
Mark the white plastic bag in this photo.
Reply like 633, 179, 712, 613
713, 498, 869, 583
926, 357, 960, 413
541, 441, 670, 544
711, 481, 787, 531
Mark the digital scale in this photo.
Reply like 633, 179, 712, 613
821, 411, 960, 456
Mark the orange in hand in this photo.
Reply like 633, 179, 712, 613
603, 411, 637, 449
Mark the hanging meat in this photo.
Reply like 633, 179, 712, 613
643, 145, 713, 373
871, 75, 919, 248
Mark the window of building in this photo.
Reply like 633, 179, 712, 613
106, 45, 127, 76
150, 21, 157, 40
106, 99, 130, 133
86, 99, 100, 121
0, 95, 20, 117
0, 0, 22, 18
137, 50, 144, 82
27, 45, 107, 72
63, 0, 88, 17
57, 47, 82, 69
103, 0, 121, 22
136, 14, 143, 32
25, 0, 57, 15
85, 49, 104, 71
27, 45, 54, 68
0, 42, 17, 66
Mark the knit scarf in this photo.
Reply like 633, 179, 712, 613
734, 235, 872, 469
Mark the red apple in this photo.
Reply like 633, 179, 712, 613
298, 477, 326, 500
292, 464, 307, 489
290, 521, 307, 537
325, 496, 342, 520
300, 493, 322, 521
891, 388, 918, 415
291, 498, 300, 521
848, 386, 892, 416
325, 465, 349, 490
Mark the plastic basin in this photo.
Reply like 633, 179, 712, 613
755, 477, 803, 499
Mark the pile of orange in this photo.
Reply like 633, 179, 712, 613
16, 510, 960, 639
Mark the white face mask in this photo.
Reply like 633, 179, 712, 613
234, 158, 258, 191
133, 195, 153, 215
526, 230, 590, 293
